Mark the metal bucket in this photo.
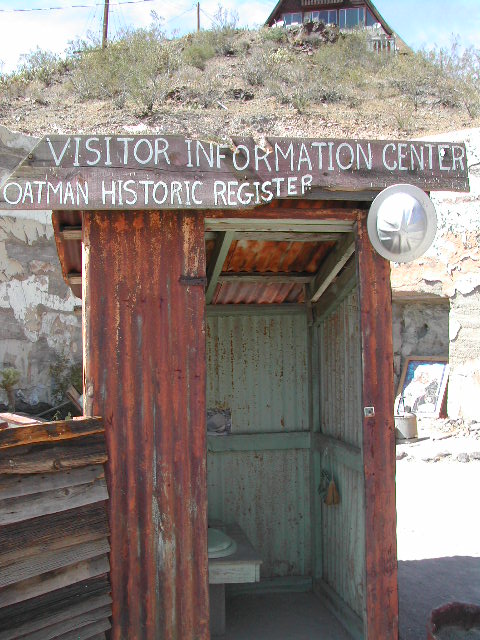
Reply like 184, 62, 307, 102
395, 412, 418, 440
427, 602, 480, 639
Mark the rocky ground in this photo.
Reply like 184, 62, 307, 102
396, 417, 480, 639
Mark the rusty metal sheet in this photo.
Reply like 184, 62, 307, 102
83, 210, 209, 640
206, 313, 309, 433
213, 281, 304, 304
318, 290, 363, 448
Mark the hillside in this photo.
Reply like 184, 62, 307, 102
1, 21, 479, 141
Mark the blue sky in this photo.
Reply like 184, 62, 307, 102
0, 0, 478, 73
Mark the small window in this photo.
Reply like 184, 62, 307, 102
283, 12, 302, 26
314, 10, 338, 25
339, 8, 365, 28
366, 9, 378, 27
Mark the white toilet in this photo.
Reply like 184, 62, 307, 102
208, 527, 237, 559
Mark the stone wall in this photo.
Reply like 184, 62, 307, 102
391, 128, 480, 421
392, 299, 450, 393
0, 210, 81, 408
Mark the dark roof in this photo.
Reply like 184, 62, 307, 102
265, 0, 394, 36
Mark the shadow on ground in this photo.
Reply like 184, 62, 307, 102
399, 556, 480, 639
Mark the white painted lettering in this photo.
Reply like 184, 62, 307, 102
452, 145, 465, 171
22, 182, 33, 204
3, 182, 22, 205
139, 180, 154, 205
101, 180, 116, 205
275, 143, 294, 171
438, 145, 450, 171
410, 145, 424, 171
118, 137, 134, 164
152, 182, 167, 205
192, 181, 203, 205
287, 176, 298, 195
336, 143, 354, 171
297, 144, 312, 172
261, 181, 274, 203
47, 137, 71, 166
196, 141, 215, 168
33, 180, 46, 203
85, 137, 101, 166
216, 145, 228, 170
47, 182, 63, 204
301, 174, 313, 193
383, 143, 397, 170
134, 139, 153, 165
255, 146, 272, 172
311, 142, 327, 170
105, 136, 112, 166
233, 146, 249, 171
77, 181, 89, 205
185, 139, 194, 168
63, 182, 75, 205
238, 182, 254, 205
398, 143, 408, 171
73, 137, 81, 167
214, 181, 227, 206
357, 143, 372, 170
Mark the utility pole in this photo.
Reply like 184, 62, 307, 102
197, 2, 200, 32
102, 0, 110, 49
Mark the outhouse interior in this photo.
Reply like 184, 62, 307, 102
203, 213, 365, 639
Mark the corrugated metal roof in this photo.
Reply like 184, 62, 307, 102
53, 209, 342, 304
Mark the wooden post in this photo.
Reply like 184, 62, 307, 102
83, 210, 209, 640
355, 213, 399, 640
102, 0, 110, 49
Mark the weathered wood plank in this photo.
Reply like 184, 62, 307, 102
205, 218, 354, 232
218, 272, 313, 284
0, 478, 108, 525
60, 226, 82, 241
48, 618, 111, 640
0, 418, 103, 450
13, 604, 111, 640
205, 230, 235, 304
312, 433, 363, 473
0, 557, 110, 608
0, 465, 104, 500
228, 231, 342, 242
314, 259, 357, 322
207, 431, 310, 453
0, 539, 110, 588
355, 214, 398, 640
0, 503, 108, 567
0, 134, 468, 210
0, 435, 107, 474
0, 575, 110, 633
206, 303, 306, 316
309, 233, 356, 303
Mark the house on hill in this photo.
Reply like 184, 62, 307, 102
265, 0, 400, 52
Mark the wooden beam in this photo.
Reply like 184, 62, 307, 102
230, 232, 342, 242
205, 230, 234, 304
205, 219, 354, 233
207, 431, 310, 453
314, 259, 357, 322
61, 228, 82, 241
206, 304, 306, 316
309, 233, 355, 303
218, 272, 313, 284
67, 273, 82, 286
312, 432, 363, 473
356, 215, 398, 640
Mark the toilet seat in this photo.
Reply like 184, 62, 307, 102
208, 527, 237, 559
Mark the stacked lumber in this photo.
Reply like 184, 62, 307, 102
0, 416, 111, 640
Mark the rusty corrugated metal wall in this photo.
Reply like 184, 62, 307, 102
316, 290, 366, 619
206, 312, 311, 578
83, 211, 209, 640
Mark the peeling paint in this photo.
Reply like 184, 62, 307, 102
0, 210, 81, 405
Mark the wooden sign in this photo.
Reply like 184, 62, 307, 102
0, 134, 469, 210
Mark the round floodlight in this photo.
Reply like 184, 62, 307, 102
367, 184, 437, 263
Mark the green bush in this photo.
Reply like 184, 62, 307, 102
18, 47, 67, 86
183, 41, 216, 70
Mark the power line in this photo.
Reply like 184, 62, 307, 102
0, 0, 155, 13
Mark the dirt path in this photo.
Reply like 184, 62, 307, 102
396, 459, 480, 639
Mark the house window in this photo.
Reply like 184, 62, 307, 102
366, 9, 378, 26
308, 9, 338, 24
283, 12, 302, 26
339, 8, 365, 28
